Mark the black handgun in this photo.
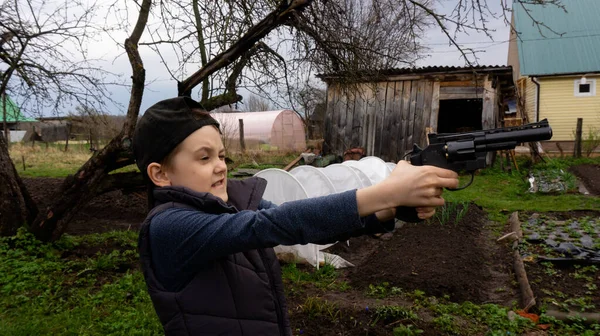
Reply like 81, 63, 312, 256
396, 118, 553, 223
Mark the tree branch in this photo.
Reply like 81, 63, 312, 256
178, 0, 312, 96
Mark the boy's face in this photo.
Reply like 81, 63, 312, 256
157, 125, 228, 202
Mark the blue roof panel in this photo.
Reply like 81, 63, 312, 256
514, 0, 600, 76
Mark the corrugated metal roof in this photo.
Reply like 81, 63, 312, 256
514, 0, 600, 76
318, 65, 512, 81
1, 96, 36, 123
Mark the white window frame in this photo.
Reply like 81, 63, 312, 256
574, 79, 596, 97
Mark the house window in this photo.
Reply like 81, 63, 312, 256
574, 79, 596, 97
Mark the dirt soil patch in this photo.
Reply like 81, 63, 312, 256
285, 204, 519, 335
570, 164, 600, 195
331, 203, 517, 305
23, 177, 147, 235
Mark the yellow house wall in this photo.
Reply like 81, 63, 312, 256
536, 76, 600, 141
522, 77, 537, 123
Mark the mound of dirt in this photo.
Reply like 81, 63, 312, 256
570, 164, 600, 195
22, 177, 147, 235
328, 203, 517, 305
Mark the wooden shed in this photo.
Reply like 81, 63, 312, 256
318, 66, 516, 161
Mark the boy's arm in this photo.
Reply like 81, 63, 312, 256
152, 190, 370, 271
259, 199, 395, 244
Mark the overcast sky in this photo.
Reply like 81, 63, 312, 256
13, 0, 513, 117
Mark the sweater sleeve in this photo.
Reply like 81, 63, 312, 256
257, 199, 395, 244
151, 190, 370, 288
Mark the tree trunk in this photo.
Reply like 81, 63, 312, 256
28, 140, 137, 241
27, 0, 151, 242
2, 93, 8, 143
0, 132, 29, 236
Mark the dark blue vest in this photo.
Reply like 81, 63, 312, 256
138, 177, 292, 335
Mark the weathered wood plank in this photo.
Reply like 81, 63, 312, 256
406, 80, 418, 155
375, 82, 388, 157
440, 87, 485, 94
439, 92, 486, 100
344, 87, 355, 150
430, 81, 440, 133
358, 83, 371, 150
351, 85, 364, 148
412, 80, 426, 149
483, 76, 497, 166
482, 75, 496, 130
324, 84, 336, 152
369, 114, 376, 156
421, 81, 434, 147
440, 80, 479, 87
390, 81, 404, 161
439, 86, 485, 100
330, 84, 341, 153
362, 113, 369, 151
400, 81, 412, 157
384, 73, 489, 82
365, 83, 377, 155
382, 81, 398, 161
336, 85, 348, 151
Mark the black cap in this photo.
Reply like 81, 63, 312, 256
133, 96, 220, 177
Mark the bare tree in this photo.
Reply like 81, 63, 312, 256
244, 94, 273, 112
290, 82, 326, 122
70, 105, 123, 143
0, 0, 114, 236
0, 0, 114, 136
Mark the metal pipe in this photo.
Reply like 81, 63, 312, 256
531, 77, 541, 122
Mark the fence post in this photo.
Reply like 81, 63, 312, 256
239, 119, 246, 152
573, 118, 582, 158
64, 123, 71, 152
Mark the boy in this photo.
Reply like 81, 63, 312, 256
133, 96, 458, 335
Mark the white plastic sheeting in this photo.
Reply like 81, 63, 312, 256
0, 130, 27, 143
344, 156, 392, 185
211, 110, 306, 151
254, 157, 398, 269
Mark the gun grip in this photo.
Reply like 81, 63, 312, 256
395, 206, 425, 223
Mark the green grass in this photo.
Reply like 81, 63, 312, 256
281, 263, 350, 294
9, 142, 96, 178
0, 228, 162, 335
10, 141, 301, 178
444, 156, 600, 222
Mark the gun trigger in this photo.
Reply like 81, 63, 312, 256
412, 144, 422, 154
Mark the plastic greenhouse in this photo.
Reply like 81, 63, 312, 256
254, 156, 398, 269
211, 110, 306, 151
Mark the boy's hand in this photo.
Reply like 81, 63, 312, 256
384, 160, 459, 208
356, 161, 458, 217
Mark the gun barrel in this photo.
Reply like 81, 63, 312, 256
431, 119, 552, 144
439, 119, 553, 161
479, 122, 553, 146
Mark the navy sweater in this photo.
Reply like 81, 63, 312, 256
150, 189, 394, 291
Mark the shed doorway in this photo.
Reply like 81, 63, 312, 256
437, 98, 483, 134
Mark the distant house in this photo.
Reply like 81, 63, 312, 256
508, 0, 600, 154
0, 96, 37, 142
317, 66, 516, 162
